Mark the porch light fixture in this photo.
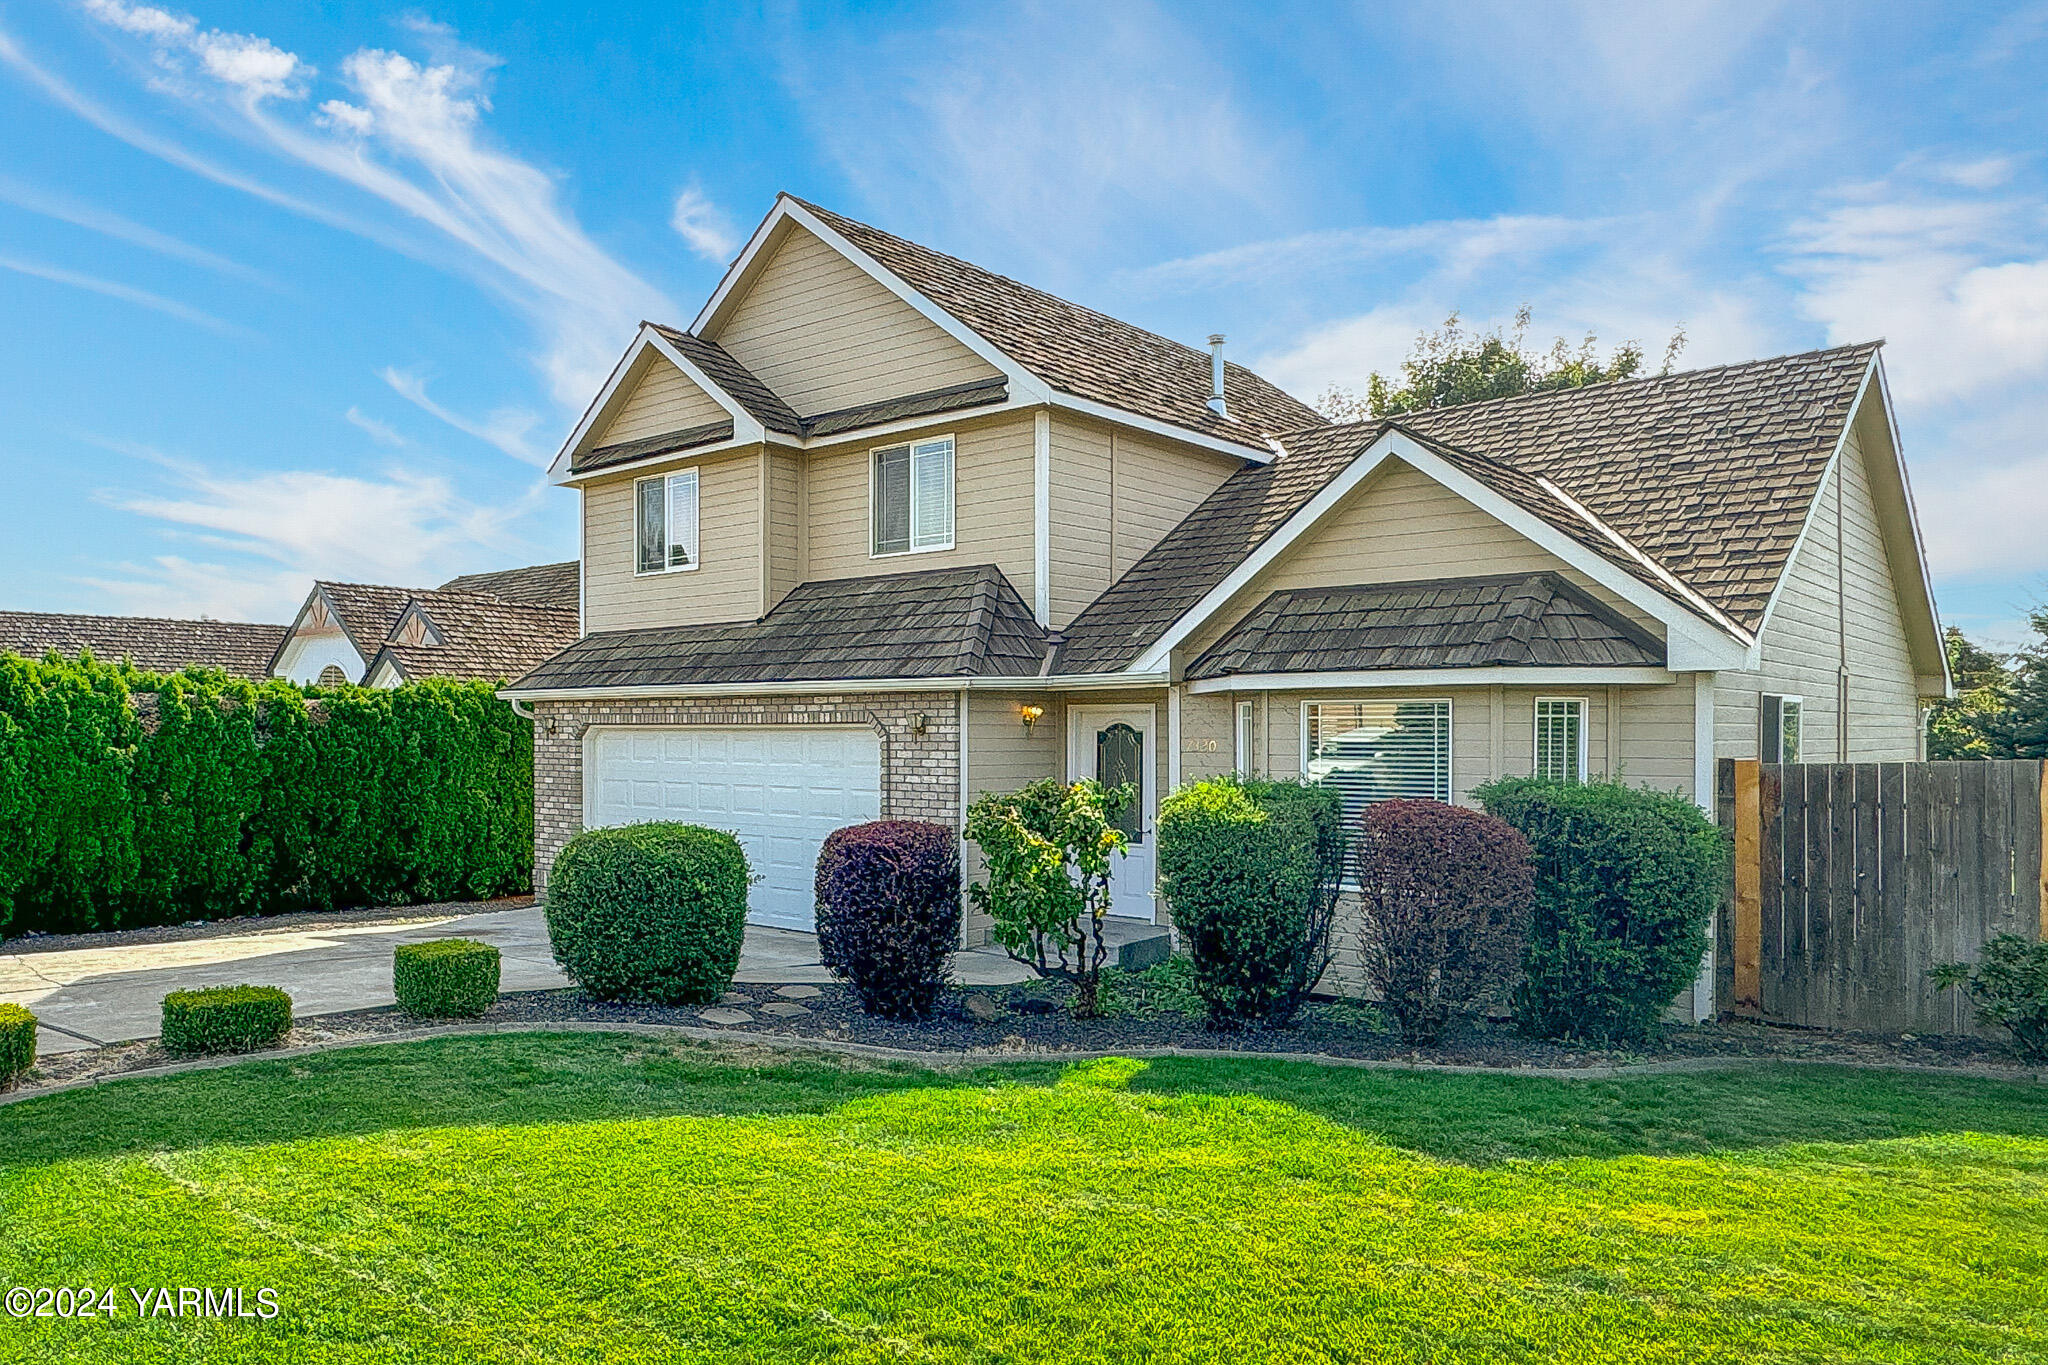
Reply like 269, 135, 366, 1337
911, 713, 929, 735
1019, 703, 1045, 734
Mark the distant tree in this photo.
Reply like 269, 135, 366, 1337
1927, 625, 2017, 759
2004, 609, 2048, 760
1315, 306, 1687, 421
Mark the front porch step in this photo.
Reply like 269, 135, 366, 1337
1102, 919, 1172, 972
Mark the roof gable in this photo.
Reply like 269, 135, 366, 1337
703, 219, 1002, 417
593, 351, 730, 447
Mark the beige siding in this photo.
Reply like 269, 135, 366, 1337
1111, 427, 1238, 580
962, 689, 1066, 941
1180, 459, 1665, 661
595, 355, 727, 445
804, 412, 1037, 599
1714, 427, 1924, 763
765, 447, 804, 608
581, 448, 763, 632
711, 223, 999, 416
1048, 418, 1112, 627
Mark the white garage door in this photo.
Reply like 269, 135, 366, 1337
587, 726, 883, 930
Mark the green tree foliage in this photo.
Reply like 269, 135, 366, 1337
1930, 934, 2048, 1061
965, 779, 1128, 1018
1316, 306, 1687, 420
2001, 608, 2048, 760
1927, 625, 2017, 759
0, 652, 533, 937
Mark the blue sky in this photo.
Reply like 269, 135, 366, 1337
3, 2, 2046, 647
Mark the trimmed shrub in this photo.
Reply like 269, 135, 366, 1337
0, 1003, 35, 1086
1157, 777, 1346, 1027
545, 823, 750, 1004
160, 985, 293, 1057
1355, 799, 1534, 1042
393, 938, 502, 1018
1476, 777, 1724, 1043
1931, 934, 2048, 1061
815, 821, 962, 1019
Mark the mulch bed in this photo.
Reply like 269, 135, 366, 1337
0, 896, 537, 958
13, 975, 2036, 1098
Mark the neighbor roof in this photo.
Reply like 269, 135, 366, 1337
510, 565, 1046, 692
438, 560, 579, 610
1054, 344, 1879, 673
1184, 574, 1667, 681
371, 591, 579, 685
791, 198, 1326, 443
314, 581, 427, 664
0, 610, 287, 681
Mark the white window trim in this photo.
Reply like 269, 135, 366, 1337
1533, 696, 1590, 783
868, 432, 957, 559
1762, 693, 1803, 764
633, 468, 701, 576
1298, 697, 1456, 805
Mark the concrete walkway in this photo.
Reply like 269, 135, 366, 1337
0, 904, 1035, 1057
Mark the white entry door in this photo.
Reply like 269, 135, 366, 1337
586, 725, 882, 930
1067, 705, 1157, 919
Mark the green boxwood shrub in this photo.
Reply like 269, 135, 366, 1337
160, 985, 294, 1057
1476, 777, 1724, 1043
393, 938, 502, 1018
1157, 776, 1345, 1027
0, 652, 534, 938
0, 1003, 35, 1086
545, 823, 750, 1004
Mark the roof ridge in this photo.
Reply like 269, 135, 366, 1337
0, 608, 284, 629
1281, 340, 1882, 437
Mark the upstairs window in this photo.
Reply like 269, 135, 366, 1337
872, 436, 954, 556
635, 469, 699, 574
1761, 694, 1802, 764
1534, 698, 1587, 783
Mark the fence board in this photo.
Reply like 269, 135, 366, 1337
1721, 758, 2044, 1036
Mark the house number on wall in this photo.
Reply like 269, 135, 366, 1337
1183, 738, 1219, 753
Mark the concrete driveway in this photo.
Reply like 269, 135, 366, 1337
1, 903, 1033, 1057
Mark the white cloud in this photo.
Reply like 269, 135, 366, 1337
0, 252, 247, 333
80, 0, 192, 41
670, 184, 738, 263
380, 368, 540, 464
0, 172, 265, 282
1127, 217, 1613, 295
78, 556, 310, 623
60, 7, 677, 406
344, 406, 405, 447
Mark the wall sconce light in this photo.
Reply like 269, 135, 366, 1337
910, 713, 929, 736
544, 715, 558, 737
1019, 703, 1045, 735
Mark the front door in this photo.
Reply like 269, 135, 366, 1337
1067, 706, 1157, 919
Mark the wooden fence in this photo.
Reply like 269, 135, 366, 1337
1716, 758, 2048, 1035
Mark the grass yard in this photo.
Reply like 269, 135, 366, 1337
2, 1035, 2046, 1362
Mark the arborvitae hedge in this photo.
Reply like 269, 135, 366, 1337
0, 652, 533, 937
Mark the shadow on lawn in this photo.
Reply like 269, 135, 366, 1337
6, 1031, 2048, 1171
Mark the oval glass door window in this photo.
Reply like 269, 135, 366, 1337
1096, 721, 1144, 843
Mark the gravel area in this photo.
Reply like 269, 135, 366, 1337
11, 972, 2039, 1098
0, 896, 535, 957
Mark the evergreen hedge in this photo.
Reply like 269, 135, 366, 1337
0, 652, 533, 938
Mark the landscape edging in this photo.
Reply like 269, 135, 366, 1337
4, 1019, 2045, 1108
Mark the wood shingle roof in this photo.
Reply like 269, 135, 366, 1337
0, 611, 287, 681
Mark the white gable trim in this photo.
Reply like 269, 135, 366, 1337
1129, 429, 1751, 676
271, 585, 369, 684
1188, 666, 1675, 693
547, 325, 766, 482
1049, 391, 1274, 465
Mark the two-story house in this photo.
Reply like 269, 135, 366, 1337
504, 195, 1948, 1001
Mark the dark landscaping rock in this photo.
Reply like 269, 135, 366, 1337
962, 994, 1001, 1023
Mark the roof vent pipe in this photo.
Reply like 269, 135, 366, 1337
1207, 334, 1228, 417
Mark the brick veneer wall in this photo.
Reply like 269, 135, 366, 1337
530, 692, 961, 891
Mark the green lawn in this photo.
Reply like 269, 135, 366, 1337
2, 1035, 2046, 1363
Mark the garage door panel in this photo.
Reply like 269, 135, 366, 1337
587, 725, 883, 930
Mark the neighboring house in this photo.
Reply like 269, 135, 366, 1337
0, 610, 287, 680
502, 194, 1948, 1007
270, 563, 579, 687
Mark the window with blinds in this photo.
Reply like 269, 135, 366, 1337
1534, 697, 1586, 782
872, 436, 955, 555
634, 469, 699, 574
1302, 701, 1452, 822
